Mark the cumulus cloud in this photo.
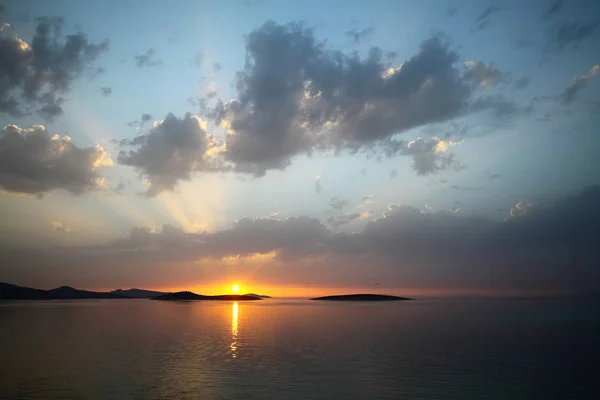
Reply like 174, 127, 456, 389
0, 16, 109, 118
403, 137, 460, 175
116, 113, 222, 196
544, 21, 599, 53
5, 186, 598, 294
345, 26, 374, 44
205, 22, 480, 176
464, 61, 503, 87
0, 124, 112, 195
100, 87, 112, 96
134, 48, 161, 68
558, 65, 599, 105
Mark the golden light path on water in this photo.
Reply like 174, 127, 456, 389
231, 302, 238, 359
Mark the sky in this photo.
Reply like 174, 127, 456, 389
1, 0, 599, 297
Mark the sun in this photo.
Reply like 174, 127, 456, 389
232, 284, 239, 293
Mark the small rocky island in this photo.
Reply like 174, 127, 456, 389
151, 291, 264, 301
310, 294, 412, 301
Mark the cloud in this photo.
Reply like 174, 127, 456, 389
514, 77, 530, 89
329, 196, 349, 211
542, 0, 562, 20
390, 169, 397, 179
0, 124, 112, 195
326, 212, 361, 228
141, 113, 152, 122
544, 21, 600, 53
134, 49, 161, 68
116, 113, 222, 196
52, 221, 71, 233
509, 200, 534, 217
212, 62, 222, 72
403, 137, 460, 175
464, 61, 503, 87
5, 186, 599, 294
450, 184, 484, 191
474, 5, 504, 30
314, 175, 322, 193
205, 22, 478, 176
0, 16, 109, 118
100, 87, 112, 96
189, 51, 203, 68
446, 7, 457, 17
558, 65, 599, 105
345, 26, 374, 44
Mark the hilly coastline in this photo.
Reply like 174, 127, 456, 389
151, 291, 263, 301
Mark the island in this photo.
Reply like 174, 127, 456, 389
243, 293, 272, 299
151, 291, 264, 301
310, 294, 412, 301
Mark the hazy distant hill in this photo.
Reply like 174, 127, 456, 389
152, 291, 264, 301
0, 282, 128, 300
110, 288, 165, 298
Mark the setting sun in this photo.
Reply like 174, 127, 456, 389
232, 284, 239, 293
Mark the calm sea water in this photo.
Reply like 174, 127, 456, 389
1, 297, 598, 400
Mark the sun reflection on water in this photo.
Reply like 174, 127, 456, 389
231, 302, 238, 358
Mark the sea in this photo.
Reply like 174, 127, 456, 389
1, 297, 598, 399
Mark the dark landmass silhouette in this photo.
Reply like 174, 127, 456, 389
152, 291, 263, 301
311, 294, 412, 301
244, 293, 272, 298
0, 282, 128, 300
111, 288, 165, 298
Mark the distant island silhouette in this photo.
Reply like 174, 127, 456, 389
152, 291, 263, 301
311, 294, 412, 301
244, 293, 272, 298
0, 282, 165, 300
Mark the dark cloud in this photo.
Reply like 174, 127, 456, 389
100, 87, 112, 96
134, 48, 161, 68
0, 124, 112, 195
212, 62, 222, 72
345, 26, 374, 44
542, 0, 562, 20
329, 196, 349, 211
326, 212, 361, 228
0, 16, 109, 118
5, 186, 599, 294
141, 113, 152, 122
205, 22, 478, 176
475, 5, 505, 30
544, 21, 600, 53
558, 65, 599, 105
116, 113, 222, 196
514, 77, 530, 89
